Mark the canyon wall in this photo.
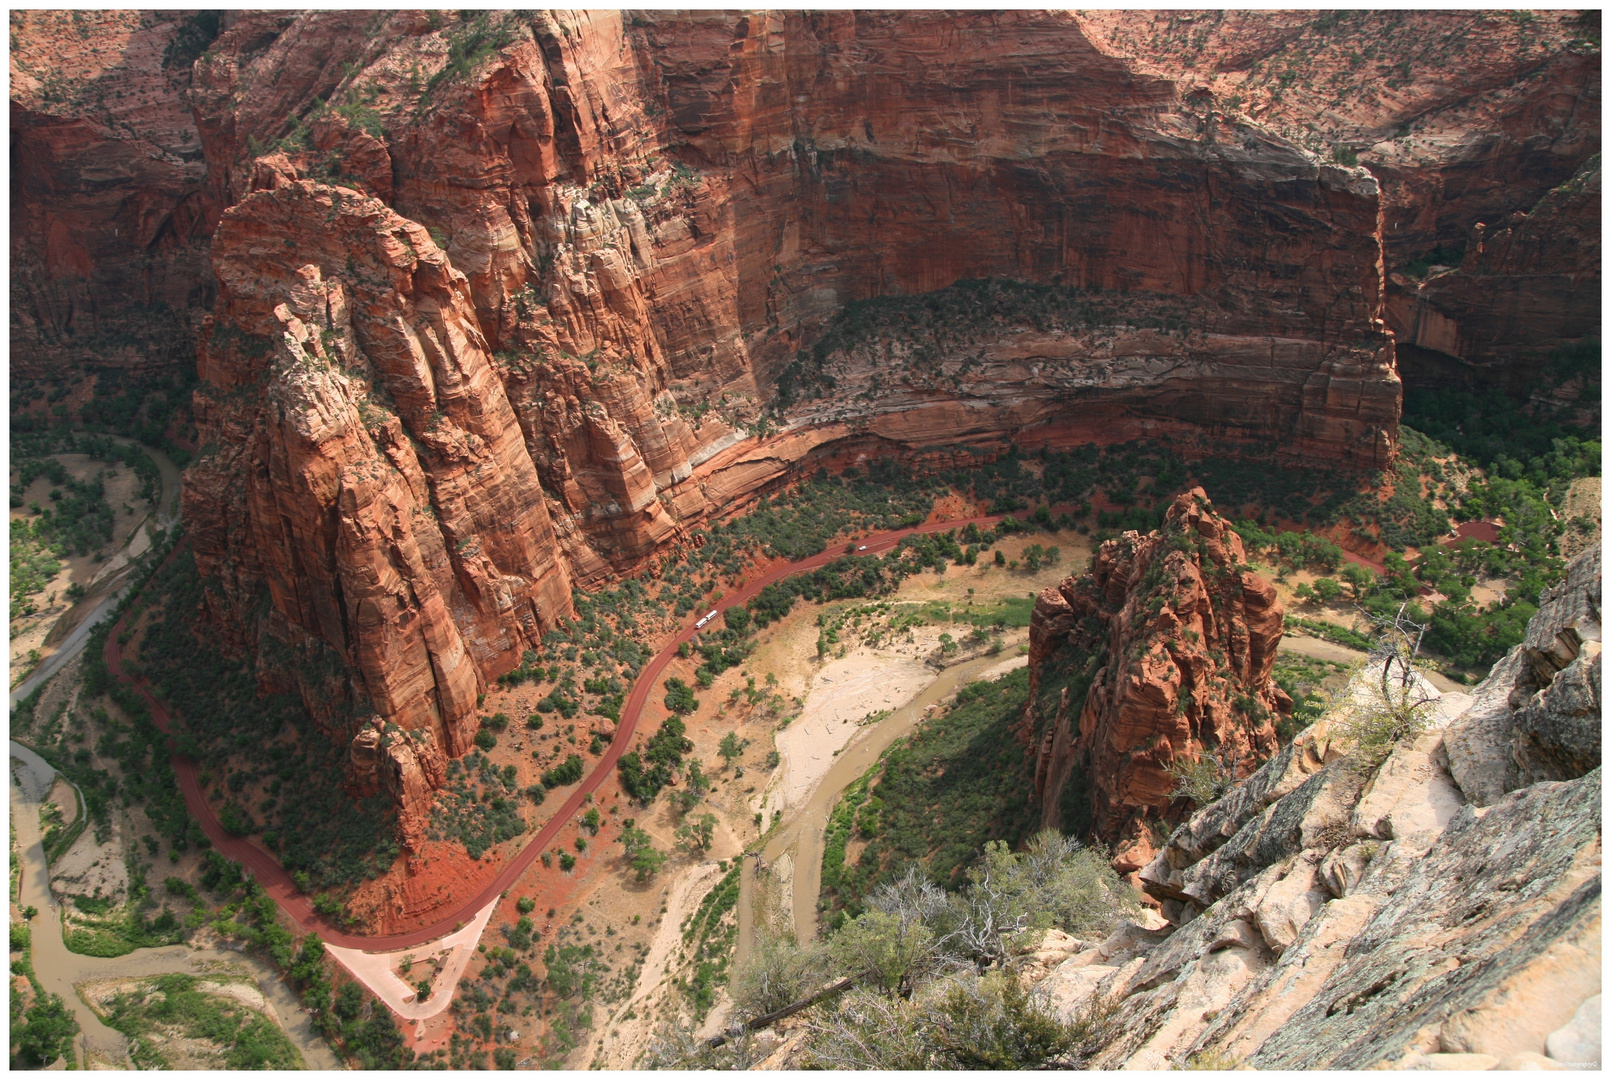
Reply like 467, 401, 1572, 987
1022, 489, 1288, 876
1076, 10, 1602, 386
1388, 158, 1601, 392
172, 11, 1397, 800
10, 10, 220, 380
10, 11, 1596, 844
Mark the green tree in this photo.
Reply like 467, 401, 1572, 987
718, 731, 745, 768
663, 677, 699, 715
676, 813, 717, 855
830, 910, 936, 998
631, 845, 668, 882
1312, 576, 1342, 603
1340, 562, 1376, 602
14, 994, 79, 1067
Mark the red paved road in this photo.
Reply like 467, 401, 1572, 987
106, 511, 1054, 951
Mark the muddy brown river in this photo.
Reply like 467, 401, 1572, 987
10, 740, 340, 1070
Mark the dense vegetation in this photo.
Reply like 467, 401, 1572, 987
819, 669, 1040, 925
120, 550, 400, 893
658, 830, 1137, 1069
9, 431, 163, 617
12, 364, 196, 466
428, 751, 530, 860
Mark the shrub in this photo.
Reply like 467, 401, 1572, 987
663, 677, 699, 715
542, 754, 584, 789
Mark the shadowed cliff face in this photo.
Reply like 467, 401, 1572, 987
1387, 158, 1601, 392
1022, 489, 1288, 875
10, 10, 220, 380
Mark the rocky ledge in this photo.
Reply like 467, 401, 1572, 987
1020, 548, 1600, 1069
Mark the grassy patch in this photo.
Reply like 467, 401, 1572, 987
99, 972, 302, 1069
677, 864, 742, 1015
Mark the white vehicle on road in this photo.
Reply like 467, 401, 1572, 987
857, 545, 868, 551
694, 610, 718, 629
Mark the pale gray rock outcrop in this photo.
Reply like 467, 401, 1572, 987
1024, 554, 1602, 1070
1446, 548, 1601, 803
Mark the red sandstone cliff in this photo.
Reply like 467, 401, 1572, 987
1075, 11, 1602, 389
10, 10, 220, 380
13, 10, 1591, 851
1023, 488, 1288, 875
1075, 10, 1600, 266
1387, 158, 1601, 392
184, 182, 574, 840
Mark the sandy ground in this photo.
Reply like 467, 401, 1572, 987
593, 860, 725, 1068
9, 454, 154, 678
326, 894, 499, 1024
768, 652, 934, 820
10, 440, 181, 695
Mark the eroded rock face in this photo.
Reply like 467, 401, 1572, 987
186, 183, 573, 818
1022, 488, 1289, 873
1056, 12, 1603, 394
1022, 550, 1602, 1070
1075, 11, 1600, 267
10, 10, 220, 380
1387, 160, 1602, 393
1445, 548, 1602, 806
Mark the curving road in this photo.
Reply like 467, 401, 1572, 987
103, 509, 1051, 952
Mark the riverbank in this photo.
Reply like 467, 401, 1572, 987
9, 740, 340, 1070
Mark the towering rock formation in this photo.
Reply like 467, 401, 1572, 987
185, 182, 573, 840
1023, 488, 1288, 874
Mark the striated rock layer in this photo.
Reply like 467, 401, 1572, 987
1387, 158, 1602, 392
1016, 548, 1602, 1069
10, 10, 220, 379
184, 182, 574, 843
26, 10, 1589, 849
169, 11, 1402, 840
1022, 488, 1288, 875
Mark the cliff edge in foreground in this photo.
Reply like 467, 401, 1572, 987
1025, 548, 1600, 1069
